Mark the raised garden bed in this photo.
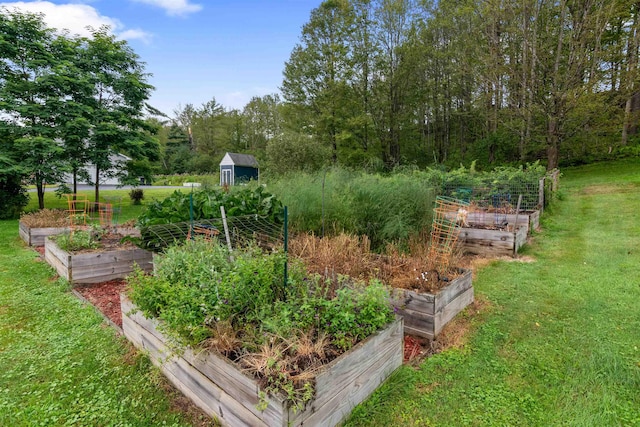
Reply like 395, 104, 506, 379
458, 225, 527, 257
445, 210, 540, 233
19, 221, 68, 246
44, 236, 153, 284
121, 295, 403, 427
394, 269, 473, 339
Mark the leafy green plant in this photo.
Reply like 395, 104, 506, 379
126, 239, 395, 410
49, 228, 102, 251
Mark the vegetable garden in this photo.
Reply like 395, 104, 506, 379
14, 163, 560, 426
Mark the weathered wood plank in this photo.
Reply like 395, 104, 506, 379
392, 270, 473, 339
123, 314, 268, 427
44, 240, 152, 284
434, 287, 474, 335
399, 291, 435, 315
296, 339, 402, 426
19, 223, 68, 246
458, 227, 527, 257
398, 307, 435, 339
122, 296, 402, 427
434, 269, 473, 313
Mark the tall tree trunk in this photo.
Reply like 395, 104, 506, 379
622, 3, 640, 145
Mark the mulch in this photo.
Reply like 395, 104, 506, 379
75, 279, 127, 328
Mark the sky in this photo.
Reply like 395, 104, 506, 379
0, 0, 321, 117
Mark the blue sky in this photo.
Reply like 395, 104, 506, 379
0, 0, 321, 116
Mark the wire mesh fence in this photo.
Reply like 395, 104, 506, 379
440, 177, 542, 212
139, 213, 286, 253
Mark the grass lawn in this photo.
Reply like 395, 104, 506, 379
24, 188, 183, 223
2, 187, 215, 426
2, 160, 639, 426
344, 159, 640, 426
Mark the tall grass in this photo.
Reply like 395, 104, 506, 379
264, 167, 436, 249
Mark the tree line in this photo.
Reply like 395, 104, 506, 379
161, 0, 640, 175
3, 1, 639, 217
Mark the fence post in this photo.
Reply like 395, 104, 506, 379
220, 206, 233, 252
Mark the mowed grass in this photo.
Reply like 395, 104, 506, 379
345, 159, 640, 426
1, 188, 216, 426
24, 187, 183, 223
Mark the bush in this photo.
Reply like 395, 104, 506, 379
129, 189, 144, 205
0, 172, 28, 219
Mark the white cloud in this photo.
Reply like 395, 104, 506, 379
0, 1, 152, 41
130, 0, 201, 17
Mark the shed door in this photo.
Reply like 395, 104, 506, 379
222, 169, 232, 186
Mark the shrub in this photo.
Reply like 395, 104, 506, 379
129, 189, 144, 205
0, 172, 28, 219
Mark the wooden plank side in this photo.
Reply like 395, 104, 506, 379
398, 307, 434, 339
294, 340, 402, 427
397, 289, 435, 315
184, 349, 289, 427
314, 318, 402, 394
434, 269, 472, 313
44, 239, 71, 279
30, 227, 68, 246
18, 222, 29, 245
514, 226, 528, 254
71, 249, 153, 267
459, 228, 516, 257
122, 297, 287, 427
45, 239, 71, 268
123, 314, 269, 427
433, 287, 474, 335
71, 259, 153, 281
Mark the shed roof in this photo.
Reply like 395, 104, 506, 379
221, 152, 259, 168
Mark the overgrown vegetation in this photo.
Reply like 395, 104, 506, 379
19, 208, 68, 228
343, 159, 640, 426
129, 189, 145, 205
135, 186, 283, 251
127, 238, 395, 411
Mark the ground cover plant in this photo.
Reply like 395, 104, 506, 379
126, 237, 395, 411
343, 159, 640, 426
0, 220, 215, 426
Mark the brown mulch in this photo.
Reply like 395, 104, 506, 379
75, 279, 127, 328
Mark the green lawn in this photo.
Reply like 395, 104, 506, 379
24, 188, 183, 223
344, 159, 640, 426
3, 160, 640, 426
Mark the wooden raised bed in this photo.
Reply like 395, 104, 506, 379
458, 225, 527, 257
394, 269, 473, 339
121, 295, 403, 427
19, 221, 68, 246
445, 210, 540, 233
44, 238, 153, 284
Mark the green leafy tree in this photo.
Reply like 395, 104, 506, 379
0, 9, 69, 209
78, 27, 155, 202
